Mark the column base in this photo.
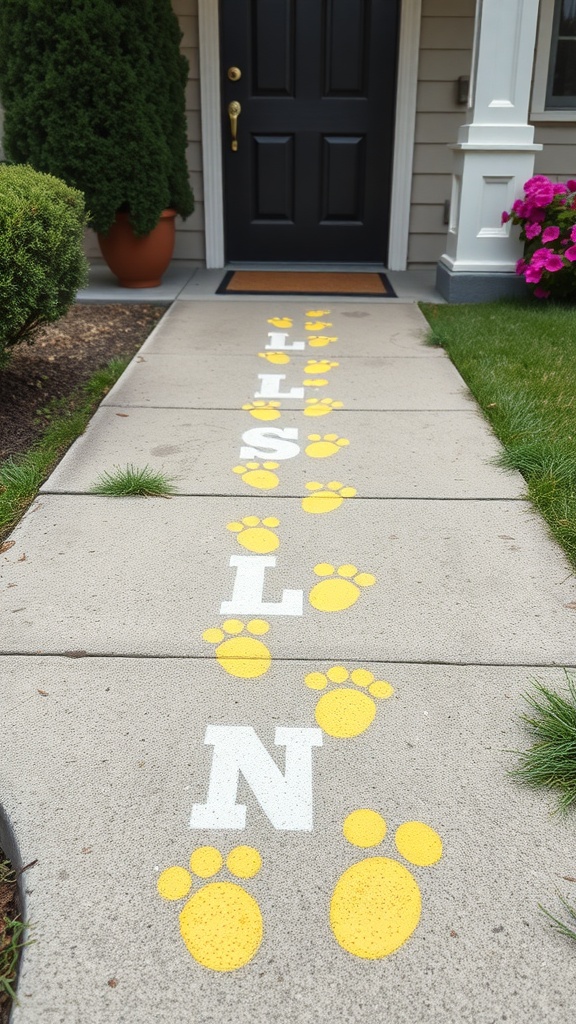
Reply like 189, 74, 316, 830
436, 263, 529, 303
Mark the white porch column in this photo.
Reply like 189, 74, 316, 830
437, 0, 542, 301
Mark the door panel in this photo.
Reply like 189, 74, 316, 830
321, 136, 365, 222
221, 0, 399, 262
253, 136, 295, 220
253, 0, 295, 95
324, 0, 369, 96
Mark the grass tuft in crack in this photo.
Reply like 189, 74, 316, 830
90, 464, 176, 497
512, 674, 576, 813
539, 895, 576, 943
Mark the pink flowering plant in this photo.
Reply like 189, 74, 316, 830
502, 175, 576, 299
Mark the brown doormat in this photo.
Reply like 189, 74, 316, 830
216, 270, 396, 297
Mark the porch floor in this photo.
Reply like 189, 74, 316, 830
77, 259, 444, 304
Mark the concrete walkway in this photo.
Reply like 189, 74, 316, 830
1, 299, 575, 1023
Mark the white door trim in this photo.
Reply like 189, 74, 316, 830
388, 0, 422, 270
198, 0, 420, 270
198, 0, 224, 268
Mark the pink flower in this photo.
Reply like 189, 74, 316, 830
545, 254, 564, 272
570, 225, 576, 242
531, 247, 555, 269
525, 222, 542, 239
542, 226, 560, 243
553, 183, 569, 194
516, 258, 527, 274
524, 175, 551, 191
501, 210, 510, 224
533, 287, 551, 299
531, 183, 555, 207
525, 266, 543, 284
513, 199, 527, 215
567, 180, 576, 191
565, 245, 576, 262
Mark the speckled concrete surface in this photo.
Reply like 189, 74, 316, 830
1, 299, 576, 1024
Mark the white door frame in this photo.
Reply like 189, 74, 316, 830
198, 0, 421, 270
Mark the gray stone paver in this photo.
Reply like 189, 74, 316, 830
143, 299, 438, 356
3, 658, 576, 1024
102, 351, 471, 410
2, 494, 575, 663
42, 406, 522, 498
1, 299, 576, 1024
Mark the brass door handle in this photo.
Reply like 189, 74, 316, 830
228, 101, 241, 152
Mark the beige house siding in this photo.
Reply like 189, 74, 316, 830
408, 0, 475, 269
173, 0, 204, 263
534, 127, 576, 179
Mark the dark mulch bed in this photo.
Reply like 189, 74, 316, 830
0, 850, 20, 1024
0, 303, 166, 462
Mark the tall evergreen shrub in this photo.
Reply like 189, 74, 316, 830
0, 0, 194, 236
0, 164, 88, 363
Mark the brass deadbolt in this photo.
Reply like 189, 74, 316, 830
227, 66, 242, 82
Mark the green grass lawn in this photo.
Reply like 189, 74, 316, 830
421, 300, 576, 570
0, 358, 131, 541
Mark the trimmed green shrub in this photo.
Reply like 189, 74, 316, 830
0, 163, 88, 364
0, 0, 194, 236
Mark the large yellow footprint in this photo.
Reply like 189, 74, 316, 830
309, 563, 376, 611
305, 666, 393, 737
267, 316, 293, 328
305, 434, 349, 458
233, 461, 280, 490
158, 845, 263, 971
227, 516, 280, 553
301, 481, 356, 514
202, 619, 272, 678
330, 810, 443, 960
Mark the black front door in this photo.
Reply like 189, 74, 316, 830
220, 0, 399, 262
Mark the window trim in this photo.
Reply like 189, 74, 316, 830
531, 0, 576, 121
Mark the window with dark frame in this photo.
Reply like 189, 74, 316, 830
547, 0, 576, 107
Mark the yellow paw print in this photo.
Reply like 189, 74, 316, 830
202, 619, 272, 678
330, 810, 443, 960
158, 845, 263, 971
267, 316, 293, 328
227, 516, 280, 553
306, 309, 331, 317
304, 359, 339, 374
301, 481, 356, 514
309, 563, 376, 612
242, 400, 282, 421
305, 321, 332, 330
303, 398, 343, 417
305, 666, 393, 737
258, 351, 291, 365
305, 434, 349, 458
308, 336, 338, 348
303, 377, 329, 388
232, 461, 280, 490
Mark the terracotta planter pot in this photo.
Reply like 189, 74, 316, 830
97, 208, 176, 288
